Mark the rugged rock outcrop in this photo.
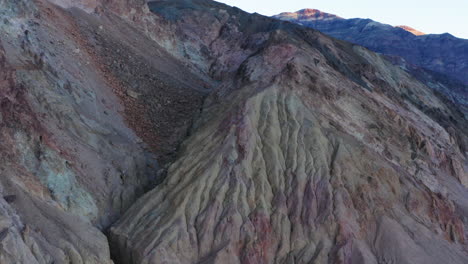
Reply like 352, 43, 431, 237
274, 9, 468, 86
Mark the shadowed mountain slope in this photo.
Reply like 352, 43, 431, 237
274, 9, 468, 86
274, 9, 468, 118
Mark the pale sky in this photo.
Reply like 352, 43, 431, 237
216, 0, 468, 39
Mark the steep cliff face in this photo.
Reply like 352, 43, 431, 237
110, 1, 468, 263
274, 9, 468, 86
0, 0, 467, 263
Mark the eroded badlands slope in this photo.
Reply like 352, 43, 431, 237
110, 1, 468, 264
0, 0, 467, 263
0, 0, 208, 262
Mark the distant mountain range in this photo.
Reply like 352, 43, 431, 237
274, 9, 468, 86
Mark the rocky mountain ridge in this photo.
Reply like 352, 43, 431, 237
274, 9, 468, 87
0, 0, 467, 263
396, 25, 425, 36
276, 9, 426, 36
276, 9, 342, 21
